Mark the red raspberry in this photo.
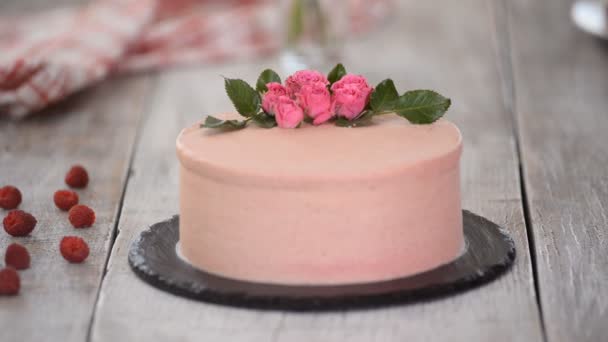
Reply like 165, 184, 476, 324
60, 236, 90, 263
3, 210, 37, 237
0, 267, 20, 295
0, 185, 22, 210
68, 205, 95, 228
53, 190, 79, 211
5, 243, 30, 270
65, 165, 89, 188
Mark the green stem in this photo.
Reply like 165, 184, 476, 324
287, 0, 303, 46
372, 110, 394, 115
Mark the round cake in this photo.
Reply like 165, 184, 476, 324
176, 114, 463, 285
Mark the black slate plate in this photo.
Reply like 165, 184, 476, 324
129, 210, 515, 311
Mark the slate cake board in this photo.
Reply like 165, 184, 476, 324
129, 210, 516, 311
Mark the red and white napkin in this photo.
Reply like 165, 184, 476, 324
0, 0, 391, 118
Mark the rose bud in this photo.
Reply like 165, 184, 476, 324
331, 74, 373, 120
285, 70, 329, 98
274, 96, 305, 128
261, 82, 288, 115
297, 82, 334, 125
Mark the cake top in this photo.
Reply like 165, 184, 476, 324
200, 64, 452, 130
178, 115, 462, 185
179, 64, 460, 185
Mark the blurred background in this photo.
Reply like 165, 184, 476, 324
1, 0, 606, 119
0, 0, 396, 118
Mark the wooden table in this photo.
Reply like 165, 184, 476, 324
1, 0, 607, 341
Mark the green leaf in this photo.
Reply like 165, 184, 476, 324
256, 69, 282, 92
200, 116, 248, 130
224, 78, 260, 117
327, 63, 347, 85
391, 90, 451, 124
335, 111, 375, 127
252, 113, 277, 128
370, 79, 399, 111
335, 117, 352, 127
354, 110, 375, 122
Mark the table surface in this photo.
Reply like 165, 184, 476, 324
1, 0, 607, 341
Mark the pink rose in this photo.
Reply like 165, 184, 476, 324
274, 96, 304, 128
296, 82, 334, 125
312, 111, 334, 126
285, 70, 329, 98
330, 74, 373, 120
261, 82, 288, 115
331, 74, 373, 92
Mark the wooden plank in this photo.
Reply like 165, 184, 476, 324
91, 0, 543, 340
508, 0, 608, 340
0, 74, 153, 341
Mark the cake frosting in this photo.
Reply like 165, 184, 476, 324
176, 114, 463, 285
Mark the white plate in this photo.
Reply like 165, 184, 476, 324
572, 1, 608, 39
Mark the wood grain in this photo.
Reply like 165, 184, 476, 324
91, 0, 543, 341
0, 75, 153, 342
508, 0, 608, 340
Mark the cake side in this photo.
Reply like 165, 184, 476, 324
177, 117, 464, 285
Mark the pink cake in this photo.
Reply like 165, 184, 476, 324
176, 114, 463, 285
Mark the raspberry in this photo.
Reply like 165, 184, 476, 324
0, 185, 22, 210
53, 190, 79, 211
0, 267, 20, 295
3, 210, 37, 237
5, 243, 30, 270
65, 165, 89, 188
68, 205, 95, 228
60, 236, 89, 263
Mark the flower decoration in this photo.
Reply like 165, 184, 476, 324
274, 96, 304, 128
331, 74, 373, 120
261, 82, 288, 116
297, 82, 333, 125
201, 64, 451, 130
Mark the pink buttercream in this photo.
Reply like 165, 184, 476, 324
177, 115, 463, 285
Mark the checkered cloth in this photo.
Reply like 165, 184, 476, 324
0, 0, 391, 118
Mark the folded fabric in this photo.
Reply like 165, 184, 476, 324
0, 0, 391, 118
